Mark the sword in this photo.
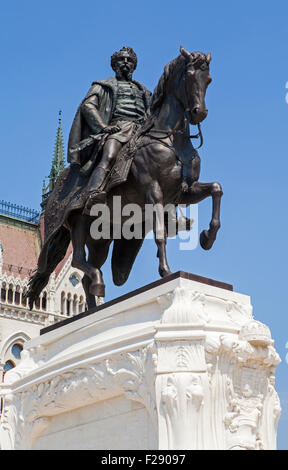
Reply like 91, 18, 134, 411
69, 134, 103, 154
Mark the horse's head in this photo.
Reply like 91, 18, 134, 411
178, 46, 212, 125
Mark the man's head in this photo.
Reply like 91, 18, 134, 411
111, 47, 137, 80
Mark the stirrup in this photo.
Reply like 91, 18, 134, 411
177, 215, 194, 232
82, 191, 107, 216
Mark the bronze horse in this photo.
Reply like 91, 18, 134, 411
27, 47, 222, 310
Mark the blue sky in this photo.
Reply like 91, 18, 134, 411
1, 0, 288, 449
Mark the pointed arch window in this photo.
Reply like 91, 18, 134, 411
11, 344, 23, 359
66, 293, 72, 316
15, 285, 20, 305
7, 284, 13, 304
1, 282, 6, 302
21, 287, 27, 306
41, 291, 47, 311
35, 297, 40, 309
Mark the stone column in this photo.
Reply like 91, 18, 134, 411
154, 288, 211, 449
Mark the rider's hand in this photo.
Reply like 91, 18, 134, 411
103, 125, 121, 134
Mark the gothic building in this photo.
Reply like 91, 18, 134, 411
0, 113, 86, 381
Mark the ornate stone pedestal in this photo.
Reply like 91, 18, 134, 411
0, 272, 281, 450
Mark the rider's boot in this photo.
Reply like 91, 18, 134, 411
83, 167, 109, 216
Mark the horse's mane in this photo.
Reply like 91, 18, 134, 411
150, 55, 184, 114
149, 51, 209, 115
132, 55, 185, 137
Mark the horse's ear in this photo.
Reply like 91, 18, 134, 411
180, 45, 191, 61
206, 52, 212, 64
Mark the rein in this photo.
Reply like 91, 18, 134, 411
146, 121, 203, 149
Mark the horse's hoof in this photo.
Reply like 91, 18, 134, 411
159, 266, 172, 278
113, 271, 128, 286
89, 282, 105, 297
200, 230, 214, 250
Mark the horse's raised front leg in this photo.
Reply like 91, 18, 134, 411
189, 181, 223, 250
147, 183, 171, 278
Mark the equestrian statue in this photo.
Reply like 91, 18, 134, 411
27, 46, 223, 310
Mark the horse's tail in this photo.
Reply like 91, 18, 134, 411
26, 227, 71, 310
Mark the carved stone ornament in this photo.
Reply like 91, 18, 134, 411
0, 346, 157, 450
0, 281, 282, 450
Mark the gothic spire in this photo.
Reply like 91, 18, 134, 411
41, 111, 66, 209
49, 110, 65, 191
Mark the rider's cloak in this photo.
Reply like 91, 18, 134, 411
67, 77, 152, 166
36, 78, 151, 275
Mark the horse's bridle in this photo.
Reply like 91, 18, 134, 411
145, 67, 204, 149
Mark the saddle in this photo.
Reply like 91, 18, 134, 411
74, 126, 145, 196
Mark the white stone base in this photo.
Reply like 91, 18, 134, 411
0, 272, 281, 450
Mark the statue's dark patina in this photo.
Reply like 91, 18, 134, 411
27, 46, 222, 310
67, 47, 152, 214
